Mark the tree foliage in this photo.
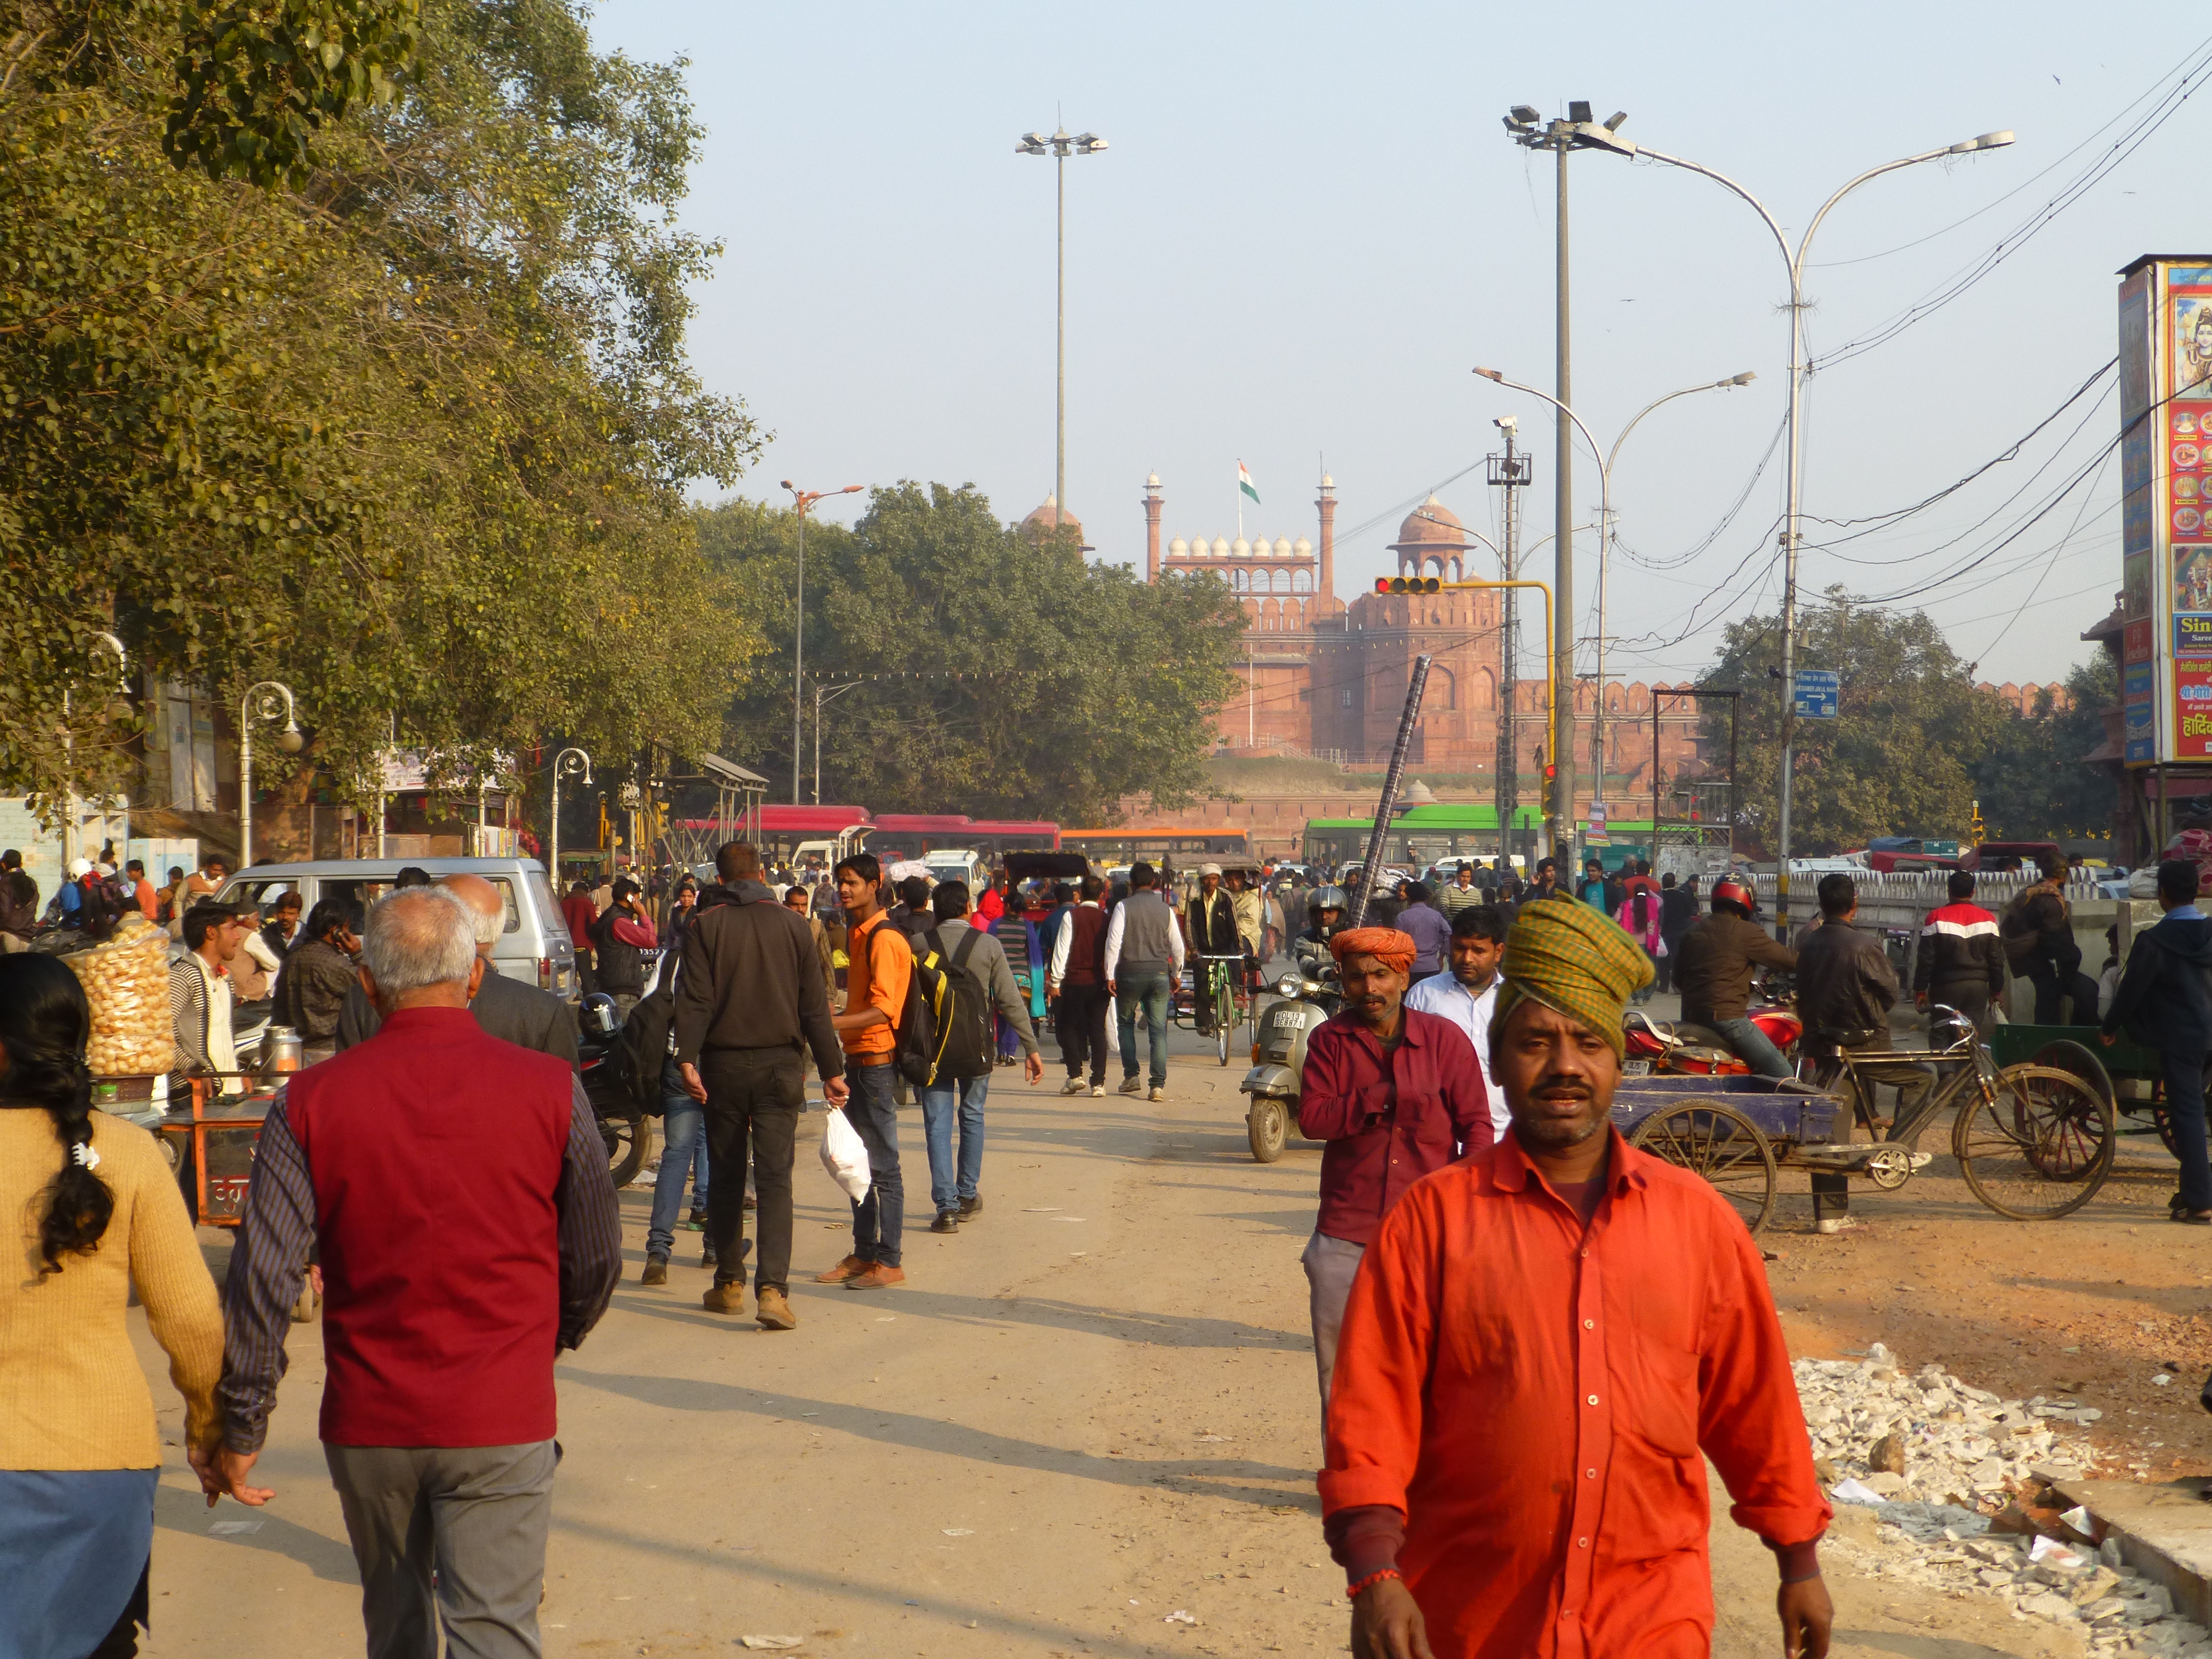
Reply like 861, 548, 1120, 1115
1701, 589, 1998, 855
699, 484, 1248, 825
1967, 653, 2119, 842
0, 0, 761, 821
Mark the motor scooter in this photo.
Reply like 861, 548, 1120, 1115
577, 992, 653, 1185
1239, 942, 1341, 1163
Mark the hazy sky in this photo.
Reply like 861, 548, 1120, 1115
587, 2, 2207, 688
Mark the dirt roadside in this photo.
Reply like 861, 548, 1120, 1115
131, 1028, 2149, 1657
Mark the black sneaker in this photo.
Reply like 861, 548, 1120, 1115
701, 1240, 718, 1269
929, 1210, 960, 1233
957, 1194, 984, 1219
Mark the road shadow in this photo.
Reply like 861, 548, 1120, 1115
156, 1476, 358, 1584
1832, 1633, 2042, 1658
563, 1368, 1311, 1509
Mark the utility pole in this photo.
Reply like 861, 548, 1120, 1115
1487, 418, 1530, 861
1017, 126, 1107, 526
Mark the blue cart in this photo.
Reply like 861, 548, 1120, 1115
1611, 1074, 1843, 1237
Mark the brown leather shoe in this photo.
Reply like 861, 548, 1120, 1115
755, 1286, 798, 1329
640, 1254, 668, 1287
701, 1279, 747, 1315
813, 1253, 868, 1284
844, 1262, 906, 1290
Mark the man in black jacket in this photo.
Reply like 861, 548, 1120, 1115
2102, 859, 2212, 1223
589, 878, 655, 1013
673, 840, 848, 1329
335, 876, 579, 1068
1913, 869, 2009, 1035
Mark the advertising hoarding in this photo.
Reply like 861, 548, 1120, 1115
2117, 257, 2212, 764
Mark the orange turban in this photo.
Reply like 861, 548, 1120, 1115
1329, 926, 1417, 975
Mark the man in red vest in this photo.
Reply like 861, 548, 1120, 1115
208, 885, 622, 1656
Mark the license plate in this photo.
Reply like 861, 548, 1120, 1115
1624, 1058, 1652, 1077
1271, 1009, 1303, 1029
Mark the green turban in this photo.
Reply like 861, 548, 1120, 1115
1494, 896, 1655, 1060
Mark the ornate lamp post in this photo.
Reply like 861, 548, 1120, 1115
238, 681, 303, 869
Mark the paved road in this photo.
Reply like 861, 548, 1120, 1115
138, 1010, 2079, 1657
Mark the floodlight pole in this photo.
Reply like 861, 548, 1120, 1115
1018, 125, 1107, 526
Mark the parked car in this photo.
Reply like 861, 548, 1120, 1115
217, 856, 579, 998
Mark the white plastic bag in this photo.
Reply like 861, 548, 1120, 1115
820, 1107, 871, 1202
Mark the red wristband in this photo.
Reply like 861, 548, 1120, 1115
1346, 1567, 1401, 1602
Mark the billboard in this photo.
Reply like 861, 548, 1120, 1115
2117, 257, 2212, 764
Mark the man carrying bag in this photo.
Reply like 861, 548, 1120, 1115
922, 882, 1042, 1234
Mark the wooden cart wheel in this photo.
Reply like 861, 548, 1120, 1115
1629, 1099, 1778, 1237
1953, 1064, 2115, 1221
2153, 1108, 2183, 1159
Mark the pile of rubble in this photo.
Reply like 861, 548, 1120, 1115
1797, 1345, 2209, 1656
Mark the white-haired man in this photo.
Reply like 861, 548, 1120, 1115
211, 885, 621, 1657
335, 873, 578, 1066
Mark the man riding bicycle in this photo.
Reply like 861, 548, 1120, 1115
1185, 863, 1244, 1037
1670, 877, 1797, 1079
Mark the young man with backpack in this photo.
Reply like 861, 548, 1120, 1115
819, 852, 913, 1290
922, 882, 1044, 1233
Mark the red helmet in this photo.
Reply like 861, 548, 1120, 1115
1711, 877, 1754, 917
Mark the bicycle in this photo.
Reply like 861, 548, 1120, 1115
1192, 953, 1246, 1066
1803, 1005, 2114, 1220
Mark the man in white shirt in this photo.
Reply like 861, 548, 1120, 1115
170, 900, 251, 1093
1400, 903, 1509, 1142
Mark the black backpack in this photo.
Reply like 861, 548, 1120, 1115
618, 968, 677, 1116
877, 922, 952, 1088
935, 928, 994, 1081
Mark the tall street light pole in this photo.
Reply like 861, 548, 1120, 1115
1500, 101, 1630, 864
1534, 113, 2015, 935
1017, 125, 1107, 525
238, 680, 303, 869
550, 747, 591, 881
1593, 372, 1756, 800
782, 480, 863, 805
62, 631, 131, 871
1474, 367, 1610, 864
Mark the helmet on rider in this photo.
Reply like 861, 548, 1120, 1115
1306, 884, 1348, 934
1710, 877, 1754, 919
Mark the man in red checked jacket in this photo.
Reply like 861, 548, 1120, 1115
1295, 925, 1493, 1429
1322, 898, 1832, 1659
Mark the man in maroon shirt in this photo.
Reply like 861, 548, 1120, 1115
1297, 926, 1493, 1428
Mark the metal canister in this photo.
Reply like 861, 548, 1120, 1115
263, 1026, 305, 1076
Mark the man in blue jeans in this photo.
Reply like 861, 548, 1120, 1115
641, 1056, 712, 1283
924, 882, 1044, 1232
2102, 858, 2212, 1223
1103, 861, 1185, 1102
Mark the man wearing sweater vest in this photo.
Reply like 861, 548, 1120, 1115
211, 886, 622, 1659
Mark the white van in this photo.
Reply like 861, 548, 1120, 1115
923, 848, 984, 891
218, 856, 579, 998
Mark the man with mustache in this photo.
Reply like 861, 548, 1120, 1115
1320, 898, 1832, 1659
1294, 926, 1494, 1431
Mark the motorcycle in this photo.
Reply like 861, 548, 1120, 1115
1238, 943, 1342, 1164
577, 992, 653, 1186
1624, 975, 1803, 1077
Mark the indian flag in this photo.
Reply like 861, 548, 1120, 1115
1238, 461, 1260, 504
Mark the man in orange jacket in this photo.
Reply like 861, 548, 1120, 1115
1321, 898, 1833, 1658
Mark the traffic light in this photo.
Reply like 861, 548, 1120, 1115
1373, 576, 1442, 595
1969, 799, 1984, 847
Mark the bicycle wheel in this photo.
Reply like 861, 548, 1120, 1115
1628, 1100, 1777, 1236
1214, 972, 1233, 1065
1953, 1064, 2114, 1221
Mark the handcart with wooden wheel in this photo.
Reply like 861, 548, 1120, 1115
1988, 1023, 2190, 1163
1617, 1006, 2118, 1233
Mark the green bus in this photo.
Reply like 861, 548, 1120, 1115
1301, 803, 1547, 871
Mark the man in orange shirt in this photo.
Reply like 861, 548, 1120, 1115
1322, 898, 1832, 1659
817, 853, 911, 1290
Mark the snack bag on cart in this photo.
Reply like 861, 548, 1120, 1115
59, 913, 176, 1081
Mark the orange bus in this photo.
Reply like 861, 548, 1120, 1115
1060, 826, 1253, 869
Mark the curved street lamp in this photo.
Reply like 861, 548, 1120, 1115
238, 680, 302, 869
549, 747, 592, 882
1569, 118, 2013, 930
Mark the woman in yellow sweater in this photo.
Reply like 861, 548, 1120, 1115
0, 953, 225, 1658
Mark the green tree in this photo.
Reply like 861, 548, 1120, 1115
0, 0, 762, 823
700, 484, 1248, 824
1967, 654, 2118, 842
1701, 589, 1999, 855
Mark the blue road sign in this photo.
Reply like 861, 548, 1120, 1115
1792, 668, 1840, 719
